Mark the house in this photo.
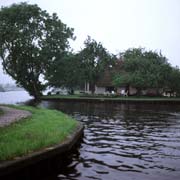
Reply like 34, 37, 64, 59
95, 66, 115, 95
84, 59, 165, 96
93, 60, 137, 96
162, 88, 176, 97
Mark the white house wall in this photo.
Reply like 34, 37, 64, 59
95, 86, 106, 94
117, 87, 125, 94
129, 86, 137, 95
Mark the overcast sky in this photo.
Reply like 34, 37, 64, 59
0, 0, 180, 84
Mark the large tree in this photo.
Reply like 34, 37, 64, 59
113, 48, 172, 95
46, 53, 83, 94
0, 3, 74, 99
79, 36, 115, 93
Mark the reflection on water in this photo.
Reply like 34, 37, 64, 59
39, 101, 180, 180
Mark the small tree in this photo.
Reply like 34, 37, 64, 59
79, 36, 114, 93
0, 3, 74, 99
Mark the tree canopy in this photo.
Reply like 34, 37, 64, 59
79, 36, 115, 93
46, 36, 115, 94
113, 48, 180, 95
0, 3, 74, 99
46, 53, 83, 93
1, 3, 180, 98
166, 66, 180, 95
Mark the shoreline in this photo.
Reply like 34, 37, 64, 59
0, 123, 83, 177
0, 105, 84, 178
41, 95, 180, 104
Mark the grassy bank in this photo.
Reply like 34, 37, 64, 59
0, 106, 77, 161
42, 94, 180, 101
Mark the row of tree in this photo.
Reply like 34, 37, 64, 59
113, 48, 180, 96
0, 3, 180, 99
46, 36, 115, 94
0, 3, 115, 99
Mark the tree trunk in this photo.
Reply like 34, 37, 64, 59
32, 91, 41, 101
90, 83, 95, 94
69, 88, 74, 95
125, 84, 130, 96
32, 82, 41, 100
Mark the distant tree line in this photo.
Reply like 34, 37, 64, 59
0, 3, 180, 99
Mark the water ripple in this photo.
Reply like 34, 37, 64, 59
40, 101, 180, 180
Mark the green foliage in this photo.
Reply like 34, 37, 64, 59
113, 48, 176, 95
113, 72, 131, 87
79, 36, 115, 92
46, 53, 83, 91
0, 105, 77, 161
47, 36, 115, 93
0, 3, 74, 99
167, 67, 180, 95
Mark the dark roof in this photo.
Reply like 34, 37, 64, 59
96, 59, 123, 87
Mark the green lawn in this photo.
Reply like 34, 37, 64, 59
43, 94, 81, 99
0, 106, 77, 161
42, 94, 180, 101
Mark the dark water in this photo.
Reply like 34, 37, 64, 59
38, 101, 180, 180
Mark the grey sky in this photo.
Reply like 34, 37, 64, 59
0, 0, 180, 84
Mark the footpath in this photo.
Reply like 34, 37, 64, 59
0, 106, 31, 127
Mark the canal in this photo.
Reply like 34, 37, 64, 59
1, 91, 180, 180
39, 100, 180, 180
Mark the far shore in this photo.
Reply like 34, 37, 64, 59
41, 95, 180, 104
